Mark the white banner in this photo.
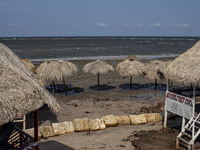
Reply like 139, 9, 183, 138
165, 91, 194, 119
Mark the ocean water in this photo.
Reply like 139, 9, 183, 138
0, 36, 199, 61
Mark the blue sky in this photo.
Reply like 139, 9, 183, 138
0, 0, 200, 37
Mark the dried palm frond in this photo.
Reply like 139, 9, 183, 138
36, 60, 78, 81
82, 60, 114, 75
145, 60, 171, 80
116, 58, 146, 77
22, 58, 36, 73
165, 40, 200, 86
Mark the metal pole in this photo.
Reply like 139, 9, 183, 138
164, 79, 169, 128
192, 85, 196, 146
181, 117, 185, 131
167, 79, 169, 92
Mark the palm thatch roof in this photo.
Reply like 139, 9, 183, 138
165, 40, 200, 86
145, 60, 171, 80
0, 43, 31, 73
0, 53, 62, 126
36, 60, 78, 81
22, 58, 36, 73
116, 56, 146, 77
82, 60, 114, 75
0, 43, 45, 86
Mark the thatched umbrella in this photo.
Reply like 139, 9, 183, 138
0, 46, 61, 147
145, 60, 171, 89
22, 58, 36, 73
165, 40, 200, 86
82, 60, 114, 91
116, 55, 147, 90
36, 60, 78, 95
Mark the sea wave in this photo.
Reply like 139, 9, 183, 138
30, 54, 179, 62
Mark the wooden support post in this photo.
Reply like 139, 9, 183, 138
155, 78, 157, 89
171, 81, 173, 91
52, 80, 56, 94
130, 76, 132, 90
62, 76, 68, 95
97, 73, 100, 91
34, 110, 39, 149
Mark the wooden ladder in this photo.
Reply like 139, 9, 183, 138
176, 113, 200, 150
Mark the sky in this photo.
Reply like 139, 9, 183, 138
0, 0, 200, 37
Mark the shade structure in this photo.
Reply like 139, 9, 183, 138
165, 40, 200, 86
145, 60, 171, 89
145, 60, 171, 80
22, 58, 36, 73
0, 52, 61, 126
36, 60, 78, 81
116, 56, 146, 89
82, 60, 114, 91
36, 60, 78, 95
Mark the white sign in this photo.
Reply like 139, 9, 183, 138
165, 91, 194, 119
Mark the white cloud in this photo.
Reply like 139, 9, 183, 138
7, 23, 21, 27
167, 23, 189, 28
68, 25, 79, 27
0, 23, 21, 27
147, 23, 161, 27
136, 23, 143, 27
95, 23, 108, 28
122, 23, 131, 27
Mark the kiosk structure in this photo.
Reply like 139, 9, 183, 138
164, 41, 200, 150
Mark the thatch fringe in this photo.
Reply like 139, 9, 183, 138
165, 40, 200, 86
82, 60, 114, 75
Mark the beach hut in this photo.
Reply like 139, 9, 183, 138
0, 45, 61, 149
22, 58, 36, 73
164, 41, 200, 149
116, 55, 146, 90
82, 60, 114, 91
36, 60, 78, 95
145, 60, 171, 89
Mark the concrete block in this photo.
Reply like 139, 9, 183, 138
129, 114, 147, 125
103, 115, 118, 127
114, 115, 130, 125
38, 125, 54, 138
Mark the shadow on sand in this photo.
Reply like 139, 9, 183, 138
14, 107, 59, 130
39, 140, 75, 150
89, 84, 116, 91
119, 83, 167, 91
46, 84, 84, 95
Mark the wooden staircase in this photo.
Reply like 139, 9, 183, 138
176, 113, 200, 150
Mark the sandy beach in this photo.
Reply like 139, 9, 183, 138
22, 57, 196, 150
